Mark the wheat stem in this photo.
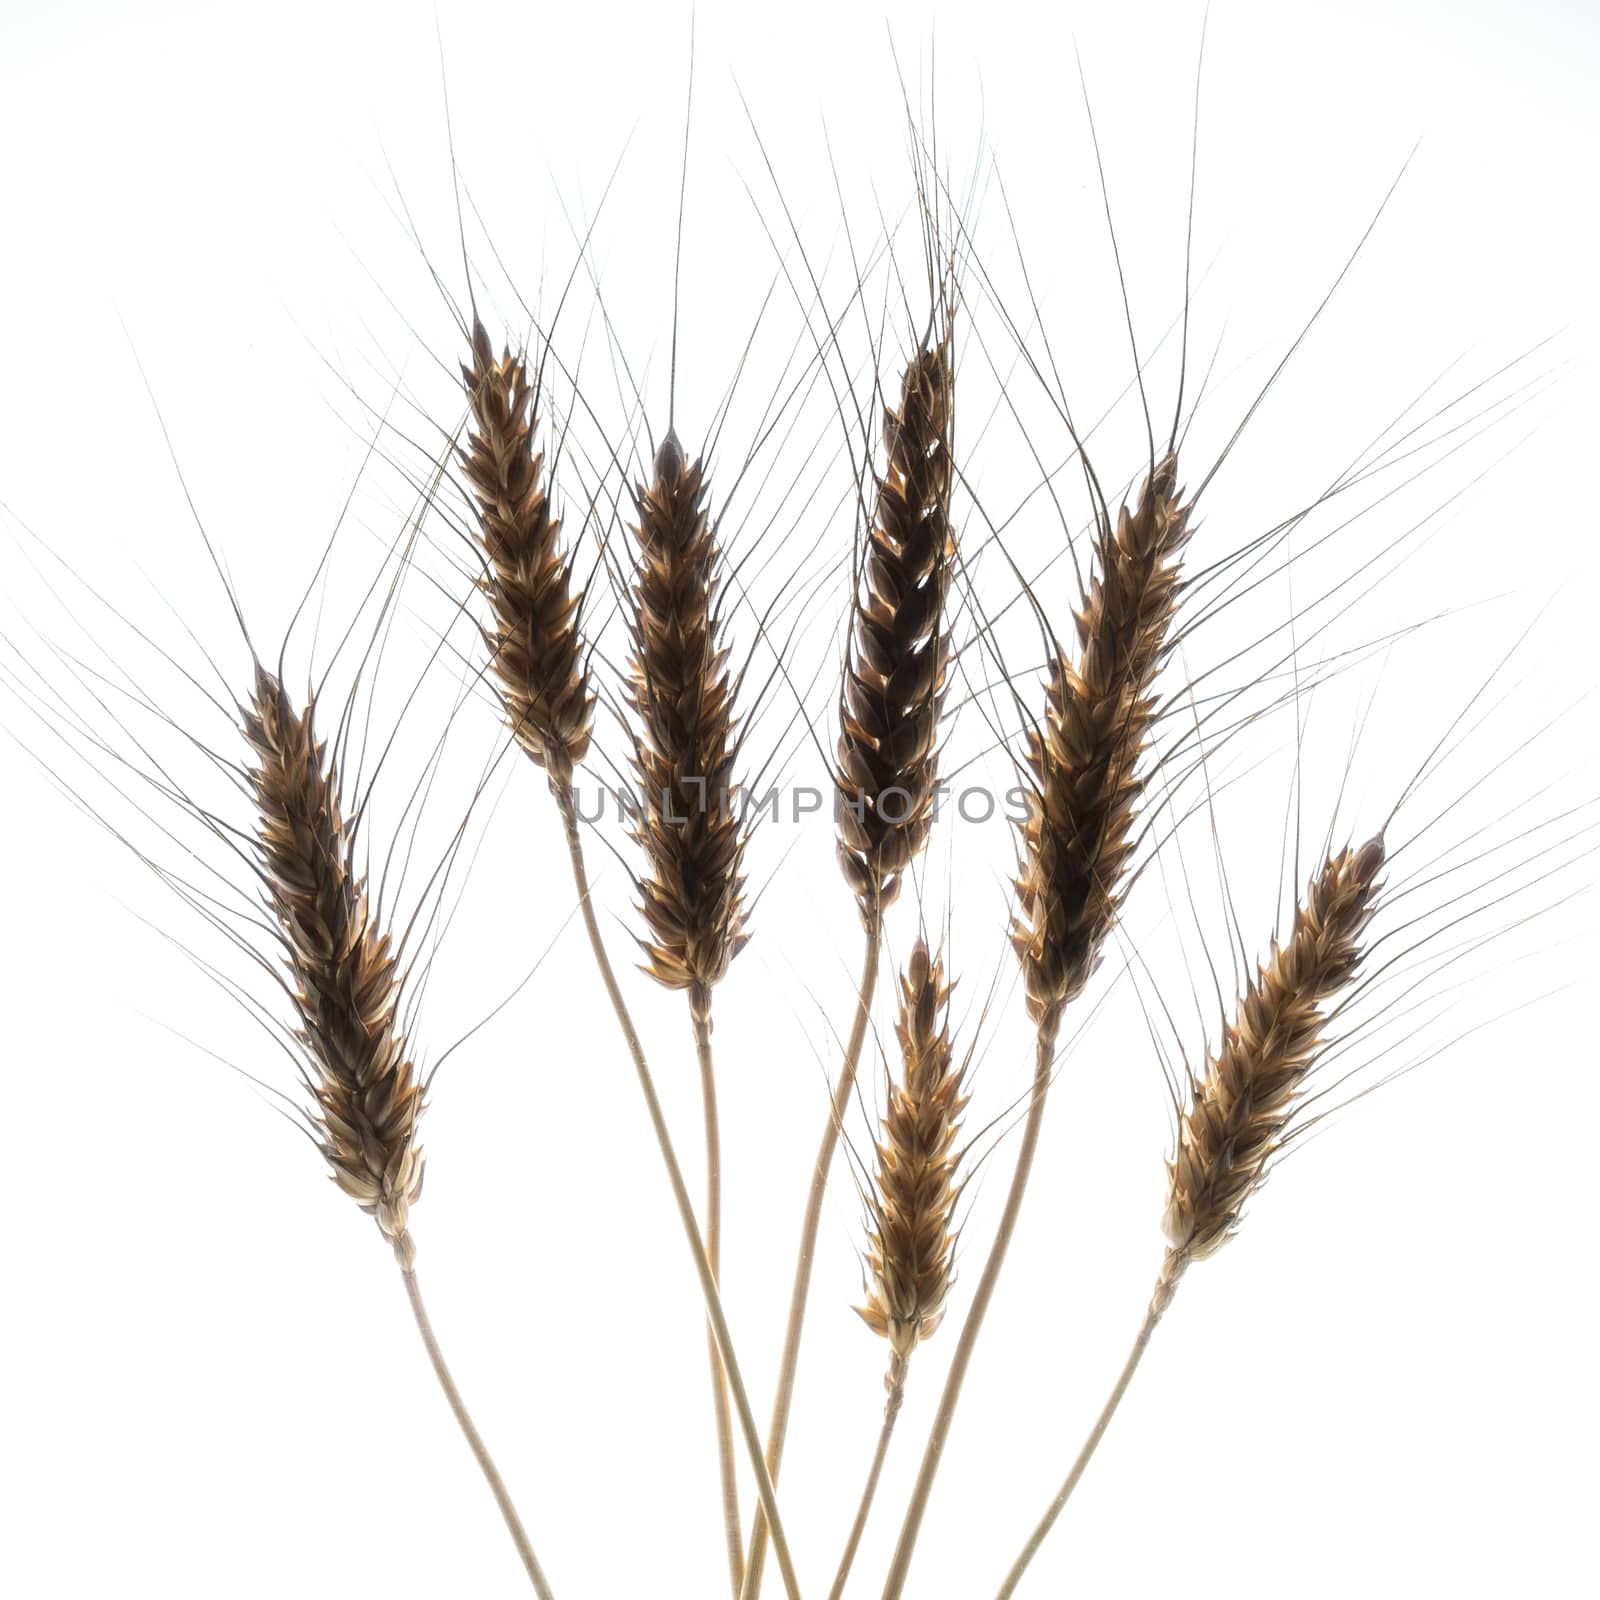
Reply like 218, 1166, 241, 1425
827, 1353, 907, 1600
695, 1006, 746, 1600
993, 1290, 1167, 1599
741, 918, 882, 1600
553, 785, 803, 1600
996, 838, 1386, 1592
401, 1261, 555, 1598
880, 1008, 1060, 1600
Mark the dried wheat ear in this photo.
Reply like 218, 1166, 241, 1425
1013, 452, 1191, 1025
859, 939, 967, 1415
1157, 833, 1386, 1305
627, 430, 748, 1016
242, 665, 424, 1267
836, 335, 956, 922
461, 319, 594, 787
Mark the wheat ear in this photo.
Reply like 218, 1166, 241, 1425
243, 666, 553, 1596
743, 330, 955, 1600
626, 429, 749, 1594
460, 319, 594, 786
996, 835, 1387, 1598
461, 333, 802, 1600
830, 940, 966, 1600
883, 452, 1190, 1600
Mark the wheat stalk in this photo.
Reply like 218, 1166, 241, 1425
995, 834, 1388, 1597
882, 449, 1191, 1600
242, 664, 554, 1595
626, 427, 750, 1593
460, 328, 803, 1600
829, 938, 966, 1600
743, 325, 956, 1600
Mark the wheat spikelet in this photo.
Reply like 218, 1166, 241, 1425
858, 939, 967, 1415
242, 665, 425, 1267
835, 335, 955, 922
1012, 451, 1191, 1022
461, 319, 594, 786
626, 430, 747, 1018
1159, 834, 1387, 1299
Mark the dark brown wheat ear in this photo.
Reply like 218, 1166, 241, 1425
995, 835, 1388, 1598
242, 663, 553, 1595
1012, 449, 1193, 1028
1158, 832, 1388, 1300
835, 333, 957, 925
882, 449, 1193, 1600
627, 429, 748, 1016
461, 317, 594, 789
625, 426, 750, 1597
242, 664, 425, 1267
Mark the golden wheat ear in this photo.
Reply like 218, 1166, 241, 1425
627, 428, 749, 1013
242, 664, 425, 1266
858, 938, 966, 1409
1159, 832, 1387, 1294
461, 318, 594, 787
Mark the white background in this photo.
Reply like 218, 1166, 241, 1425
1, 2, 1596, 1597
